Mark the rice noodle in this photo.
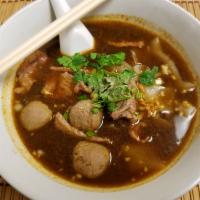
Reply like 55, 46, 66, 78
150, 38, 195, 91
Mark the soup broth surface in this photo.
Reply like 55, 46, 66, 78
12, 16, 198, 188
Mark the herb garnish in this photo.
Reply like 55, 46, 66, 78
86, 130, 96, 137
63, 111, 69, 120
94, 52, 125, 68
85, 69, 134, 113
91, 100, 102, 114
57, 53, 88, 72
139, 66, 159, 86
78, 94, 89, 100
133, 88, 143, 100
57, 52, 158, 113
57, 52, 125, 71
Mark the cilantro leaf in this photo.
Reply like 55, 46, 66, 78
57, 53, 88, 72
96, 52, 125, 67
63, 112, 69, 120
90, 53, 97, 60
91, 100, 102, 114
107, 102, 117, 112
86, 130, 96, 137
78, 94, 88, 100
91, 108, 100, 114
72, 53, 88, 67
139, 66, 159, 86
107, 85, 132, 102
86, 69, 105, 90
57, 52, 125, 72
57, 56, 72, 67
73, 71, 88, 83
119, 69, 135, 84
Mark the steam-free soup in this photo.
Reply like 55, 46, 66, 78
12, 16, 198, 188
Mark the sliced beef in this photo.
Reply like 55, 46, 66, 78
41, 72, 58, 97
54, 113, 112, 145
50, 66, 72, 73
108, 40, 144, 48
110, 62, 132, 73
41, 72, 75, 100
69, 100, 103, 131
15, 51, 48, 94
111, 98, 136, 120
74, 81, 92, 94
131, 50, 139, 65
73, 141, 111, 179
20, 101, 52, 131
56, 72, 75, 98
55, 112, 86, 137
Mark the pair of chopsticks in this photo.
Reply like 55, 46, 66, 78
0, 0, 106, 74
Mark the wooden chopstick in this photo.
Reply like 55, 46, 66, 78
0, 0, 106, 74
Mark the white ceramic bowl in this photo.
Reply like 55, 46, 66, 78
0, 0, 200, 199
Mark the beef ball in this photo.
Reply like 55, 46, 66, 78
73, 141, 111, 179
20, 101, 52, 131
69, 100, 103, 131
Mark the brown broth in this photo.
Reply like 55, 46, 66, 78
12, 17, 198, 188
